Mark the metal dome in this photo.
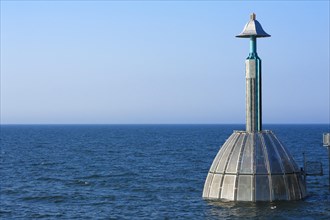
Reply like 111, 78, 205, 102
203, 130, 306, 201
236, 13, 271, 38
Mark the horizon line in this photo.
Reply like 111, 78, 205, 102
1, 123, 329, 126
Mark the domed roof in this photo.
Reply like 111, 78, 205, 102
203, 130, 306, 201
236, 13, 271, 38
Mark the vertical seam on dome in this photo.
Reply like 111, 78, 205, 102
206, 133, 237, 198
297, 174, 306, 199
204, 174, 214, 198
273, 134, 304, 199
293, 174, 301, 199
223, 133, 242, 172
218, 132, 241, 199
273, 133, 298, 173
260, 132, 272, 201
234, 133, 248, 201
268, 132, 290, 200
213, 133, 237, 173
237, 133, 248, 174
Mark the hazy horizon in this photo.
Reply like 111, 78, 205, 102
1, 123, 329, 126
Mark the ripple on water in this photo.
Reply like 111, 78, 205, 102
21, 194, 67, 203
1, 125, 329, 219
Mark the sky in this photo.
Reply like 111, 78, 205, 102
1, 1, 329, 124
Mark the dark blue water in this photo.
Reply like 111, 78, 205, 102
1, 124, 329, 219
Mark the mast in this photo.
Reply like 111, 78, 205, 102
236, 13, 270, 132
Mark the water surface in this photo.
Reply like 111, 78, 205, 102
1, 124, 329, 219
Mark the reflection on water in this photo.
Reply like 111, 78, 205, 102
206, 200, 270, 219
205, 195, 330, 219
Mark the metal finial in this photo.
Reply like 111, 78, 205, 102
236, 13, 270, 38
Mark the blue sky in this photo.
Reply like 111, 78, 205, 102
1, 1, 329, 124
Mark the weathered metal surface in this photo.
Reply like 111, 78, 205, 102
203, 131, 307, 201
236, 13, 271, 38
245, 59, 262, 132
323, 133, 330, 146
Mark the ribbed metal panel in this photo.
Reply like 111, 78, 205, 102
203, 130, 306, 201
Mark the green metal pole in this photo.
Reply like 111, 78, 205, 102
250, 36, 257, 57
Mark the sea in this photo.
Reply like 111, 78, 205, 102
1, 124, 329, 219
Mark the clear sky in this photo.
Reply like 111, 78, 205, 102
1, 1, 329, 124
